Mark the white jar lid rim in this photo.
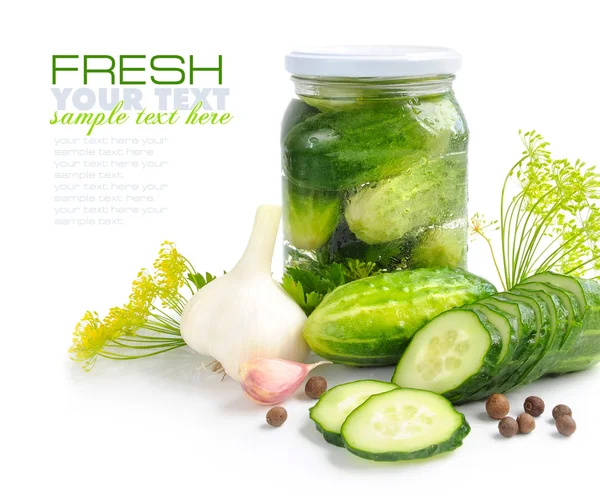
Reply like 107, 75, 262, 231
285, 45, 461, 78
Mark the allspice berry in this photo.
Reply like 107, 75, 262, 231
524, 396, 545, 417
486, 393, 510, 420
266, 406, 288, 427
305, 376, 328, 399
498, 416, 519, 438
556, 415, 576, 436
552, 404, 572, 420
517, 413, 536, 434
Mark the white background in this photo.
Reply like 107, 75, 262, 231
2, 1, 599, 495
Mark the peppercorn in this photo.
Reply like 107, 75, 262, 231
516, 413, 536, 434
556, 415, 576, 436
523, 396, 545, 417
498, 417, 519, 438
486, 393, 510, 420
266, 406, 288, 427
552, 404, 572, 420
305, 376, 328, 399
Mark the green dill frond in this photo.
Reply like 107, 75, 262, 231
477, 131, 600, 288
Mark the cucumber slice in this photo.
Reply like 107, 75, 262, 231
341, 388, 470, 461
517, 282, 582, 349
469, 303, 516, 364
486, 293, 549, 393
548, 306, 600, 374
511, 288, 568, 385
309, 380, 399, 447
523, 273, 600, 374
463, 302, 520, 400
524, 272, 600, 311
392, 309, 502, 398
486, 296, 537, 344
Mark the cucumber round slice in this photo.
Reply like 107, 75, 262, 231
512, 288, 568, 385
493, 292, 552, 391
487, 295, 539, 352
464, 302, 520, 401
469, 303, 515, 364
524, 272, 600, 311
392, 309, 501, 396
309, 380, 399, 447
341, 388, 470, 461
517, 281, 582, 349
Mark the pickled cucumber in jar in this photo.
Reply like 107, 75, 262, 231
282, 47, 468, 275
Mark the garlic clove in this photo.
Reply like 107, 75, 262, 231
239, 358, 331, 405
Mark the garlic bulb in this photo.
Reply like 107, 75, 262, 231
180, 204, 309, 380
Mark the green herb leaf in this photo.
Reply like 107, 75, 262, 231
282, 257, 384, 314
187, 271, 217, 291
342, 258, 380, 281
281, 274, 324, 315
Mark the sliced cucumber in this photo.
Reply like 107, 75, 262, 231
493, 291, 550, 390
511, 288, 568, 385
547, 310, 600, 374
469, 293, 545, 395
524, 273, 600, 375
486, 295, 537, 350
463, 302, 520, 400
469, 303, 516, 364
341, 388, 470, 461
392, 309, 502, 399
517, 282, 581, 348
309, 380, 399, 447
391, 273, 600, 403
495, 292, 545, 342
524, 272, 600, 311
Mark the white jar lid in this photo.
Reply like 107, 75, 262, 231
285, 45, 461, 78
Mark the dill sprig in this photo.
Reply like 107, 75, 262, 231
472, 131, 600, 290
69, 241, 216, 371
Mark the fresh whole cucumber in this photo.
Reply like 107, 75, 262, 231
303, 268, 497, 367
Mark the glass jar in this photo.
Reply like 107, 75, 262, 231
281, 46, 468, 275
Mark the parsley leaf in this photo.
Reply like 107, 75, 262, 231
187, 271, 217, 291
281, 257, 384, 315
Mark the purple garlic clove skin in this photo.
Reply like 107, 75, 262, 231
239, 358, 331, 405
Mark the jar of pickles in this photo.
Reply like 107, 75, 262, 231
281, 46, 469, 275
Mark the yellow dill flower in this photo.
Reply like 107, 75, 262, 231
469, 213, 498, 239
69, 241, 212, 370
69, 311, 117, 370
103, 304, 146, 337
153, 241, 189, 305
129, 270, 159, 312
70, 272, 159, 369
